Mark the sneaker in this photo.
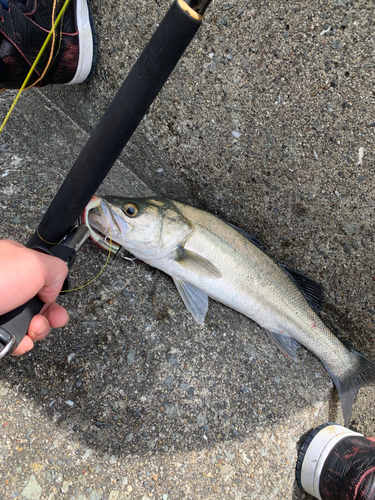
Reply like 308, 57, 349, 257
296, 422, 375, 500
0, 0, 97, 89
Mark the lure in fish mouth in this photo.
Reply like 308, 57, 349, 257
81, 196, 125, 254
82, 195, 375, 427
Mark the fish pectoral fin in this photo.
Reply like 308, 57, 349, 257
175, 247, 222, 279
265, 330, 301, 362
173, 277, 208, 325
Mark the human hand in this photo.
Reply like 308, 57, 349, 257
0, 240, 69, 356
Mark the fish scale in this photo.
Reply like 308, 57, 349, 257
84, 195, 375, 427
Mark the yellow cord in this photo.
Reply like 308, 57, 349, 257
0, 0, 73, 133
60, 203, 113, 293
0, 1, 112, 290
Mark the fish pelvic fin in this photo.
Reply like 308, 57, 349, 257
325, 351, 375, 427
173, 277, 208, 324
265, 330, 301, 362
175, 247, 222, 279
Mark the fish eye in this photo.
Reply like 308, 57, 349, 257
123, 202, 139, 218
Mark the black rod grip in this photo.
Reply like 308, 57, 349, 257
0, 296, 44, 356
27, 0, 202, 249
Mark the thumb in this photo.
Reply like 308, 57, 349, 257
35, 252, 68, 303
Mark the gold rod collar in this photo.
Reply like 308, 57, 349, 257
176, 0, 204, 20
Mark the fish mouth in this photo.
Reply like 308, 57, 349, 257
81, 196, 122, 254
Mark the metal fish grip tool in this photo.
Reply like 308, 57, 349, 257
0, 0, 213, 357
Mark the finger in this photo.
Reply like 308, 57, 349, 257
41, 303, 70, 329
35, 256, 68, 304
11, 314, 50, 356
27, 314, 51, 341
12, 336, 34, 357
27, 304, 69, 342
10, 305, 70, 357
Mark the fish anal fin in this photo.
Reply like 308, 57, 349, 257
173, 277, 209, 325
279, 264, 324, 314
265, 330, 301, 362
175, 247, 222, 279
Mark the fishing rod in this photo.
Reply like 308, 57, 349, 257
0, 0, 213, 358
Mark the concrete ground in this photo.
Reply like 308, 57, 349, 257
0, 0, 374, 499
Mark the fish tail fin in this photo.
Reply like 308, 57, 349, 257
326, 351, 375, 427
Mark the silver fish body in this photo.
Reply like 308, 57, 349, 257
85, 195, 375, 426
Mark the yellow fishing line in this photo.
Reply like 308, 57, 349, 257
0, 3, 112, 290
60, 203, 113, 293
0, 0, 73, 133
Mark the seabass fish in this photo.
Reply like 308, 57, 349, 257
84, 195, 375, 426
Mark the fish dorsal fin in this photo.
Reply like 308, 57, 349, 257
175, 247, 222, 279
279, 264, 324, 314
173, 277, 208, 324
216, 215, 265, 250
265, 330, 301, 362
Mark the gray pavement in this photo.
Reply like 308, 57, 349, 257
0, 0, 374, 499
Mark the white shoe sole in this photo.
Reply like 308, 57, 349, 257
298, 424, 363, 500
67, 0, 94, 84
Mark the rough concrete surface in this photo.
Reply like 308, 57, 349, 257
0, 0, 374, 499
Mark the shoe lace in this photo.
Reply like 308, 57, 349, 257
0, 0, 27, 10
